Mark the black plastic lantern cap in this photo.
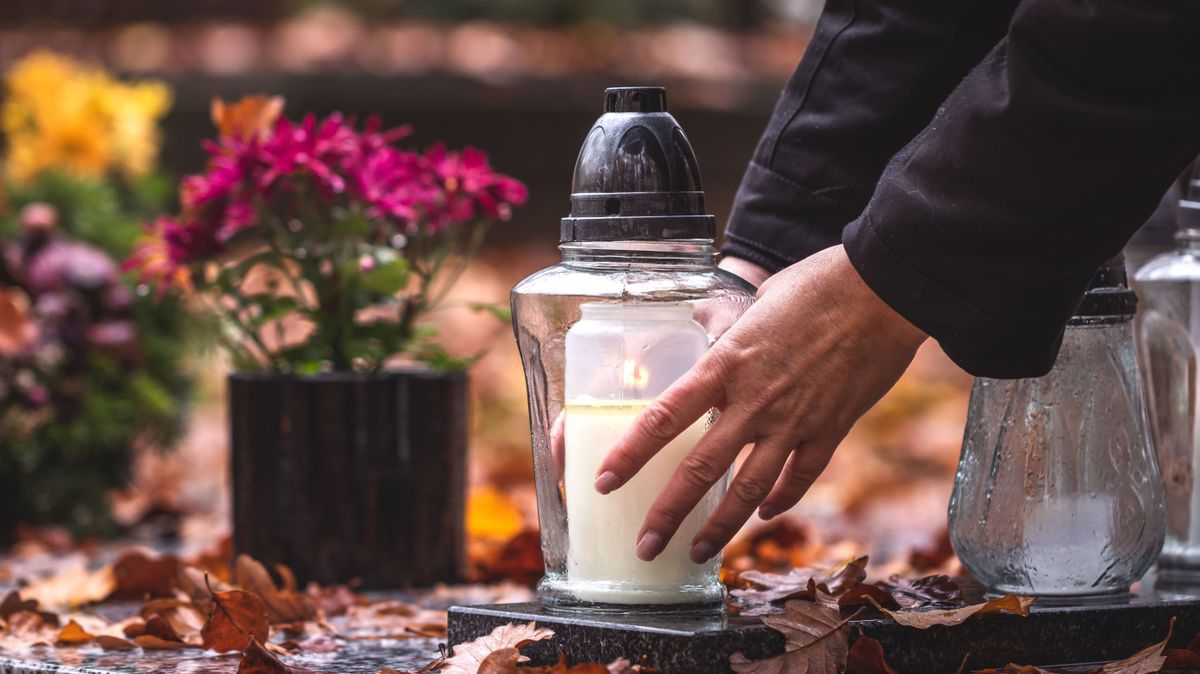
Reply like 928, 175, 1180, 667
560, 86, 716, 243
1071, 254, 1138, 321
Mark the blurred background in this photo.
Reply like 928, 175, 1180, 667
0, 0, 969, 582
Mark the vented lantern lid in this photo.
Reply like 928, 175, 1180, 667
560, 87, 716, 243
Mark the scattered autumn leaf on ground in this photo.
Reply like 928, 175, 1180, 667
236, 555, 318, 624
730, 600, 854, 674
441, 622, 555, 674
238, 637, 297, 674
55, 619, 94, 645
878, 574, 963, 609
846, 634, 898, 674
837, 584, 899, 610
94, 634, 138, 650
110, 550, 181, 600
202, 588, 271, 652
865, 593, 1034, 629
480, 649, 609, 674
733, 556, 869, 605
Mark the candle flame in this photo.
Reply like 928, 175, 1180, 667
621, 358, 650, 390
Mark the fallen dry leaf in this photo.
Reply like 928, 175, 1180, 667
144, 615, 184, 642
730, 600, 854, 674
238, 637, 297, 674
442, 622, 556, 674
110, 551, 181, 600
762, 601, 852, 651
734, 556, 869, 606
845, 635, 898, 674
139, 598, 206, 640
236, 555, 317, 624
837, 584, 898, 610
479, 649, 609, 674
865, 594, 1033, 629
133, 634, 197, 650
878, 575, 963, 609
202, 588, 271, 653
19, 561, 116, 609
1164, 646, 1200, 669
95, 635, 138, 650
0, 591, 39, 620
56, 619, 94, 645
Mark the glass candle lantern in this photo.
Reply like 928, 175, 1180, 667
511, 87, 755, 610
1135, 158, 1200, 589
949, 256, 1166, 602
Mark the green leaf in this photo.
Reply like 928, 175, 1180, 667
360, 256, 410, 295
468, 302, 512, 323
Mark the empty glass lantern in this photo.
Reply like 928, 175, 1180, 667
1136, 159, 1200, 589
948, 256, 1166, 601
511, 87, 755, 610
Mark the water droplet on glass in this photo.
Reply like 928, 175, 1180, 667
391, 234, 408, 249
289, 219, 303, 232
295, 247, 308, 259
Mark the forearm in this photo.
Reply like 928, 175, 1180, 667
843, 0, 1200, 378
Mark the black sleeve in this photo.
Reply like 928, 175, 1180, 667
721, 0, 1018, 272
842, 0, 1200, 378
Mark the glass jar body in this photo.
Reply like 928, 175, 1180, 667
511, 241, 755, 611
948, 321, 1166, 601
1136, 243, 1200, 586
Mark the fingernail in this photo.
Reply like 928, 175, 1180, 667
758, 506, 780, 521
690, 540, 717, 564
594, 471, 621, 494
636, 531, 665, 561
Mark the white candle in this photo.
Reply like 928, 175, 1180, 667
561, 301, 721, 605
564, 400, 717, 604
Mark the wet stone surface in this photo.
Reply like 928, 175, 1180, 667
449, 594, 1200, 674
0, 637, 440, 674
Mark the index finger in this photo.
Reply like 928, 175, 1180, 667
593, 356, 725, 494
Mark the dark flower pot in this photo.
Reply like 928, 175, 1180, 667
229, 370, 467, 588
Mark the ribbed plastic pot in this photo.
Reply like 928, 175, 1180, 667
228, 370, 467, 588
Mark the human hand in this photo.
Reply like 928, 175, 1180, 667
594, 244, 927, 563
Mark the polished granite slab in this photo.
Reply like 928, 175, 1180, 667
448, 593, 1200, 673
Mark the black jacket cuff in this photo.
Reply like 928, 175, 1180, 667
843, 211, 1065, 379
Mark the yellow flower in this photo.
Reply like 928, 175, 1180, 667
1, 50, 172, 184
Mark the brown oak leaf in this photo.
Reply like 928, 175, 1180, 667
238, 637, 297, 674
202, 588, 272, 653
865, 594, 1034, 629
236, 555, 317, 624
730, 600, 854, 673
56, 619, 94, 645
442, 621, 556, 674
845, 635, 898, 674
734, 556, 869, 606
